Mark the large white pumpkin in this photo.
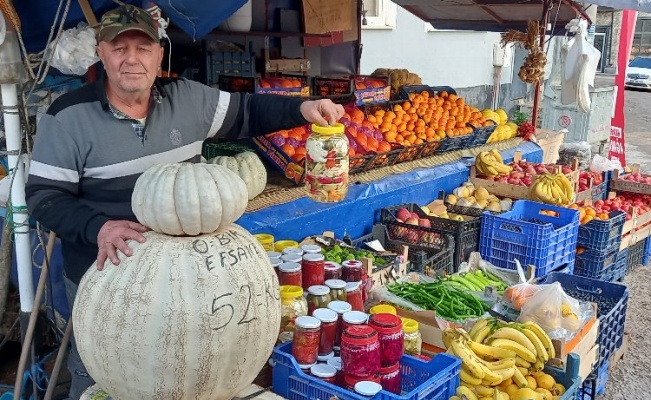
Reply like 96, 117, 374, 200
72, 225, 281, 400
208, 152, 267, 200
131, 163, 248, 236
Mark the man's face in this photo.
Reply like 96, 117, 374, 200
97, 31, 163, 95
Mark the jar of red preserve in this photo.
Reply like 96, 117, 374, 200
345, 281, 364, 312
279, 262, 302, 287
340, 325, 381, 378
341, 260, 364, 282
292, 316, 321, 365
380, 362, 402, 394
343, 373, 381, 391
368, 313, 404, 367
324, 261, 342, 280
342, 310, 368, 332
326, 300, 352, 349
310, 364, 337, 385
302, 253, 325, 290
312, 308, 338, 356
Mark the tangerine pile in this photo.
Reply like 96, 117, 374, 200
567, 203, 610, 225
366, 91, 490, 147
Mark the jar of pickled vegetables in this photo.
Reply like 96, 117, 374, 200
327, 356, 344, 386
345, 282, 364, 312
342, 311, 368, 332
379, 363, 402, 395
354, 381, 383, 397
327, 300, 353, 349
368, 313, 404, 367
305, 123, 349, 203
279, 286, 308, 343
292, 316, 321, 365
325, 279, 347, 301
254, 233, 275, 251
402, 318, 422, 356
302, 253, 325, 290
370, 304, 397, 316
307, 285, 331, 315
279, 262, 302, 287
324, 261, 342, 280
341, 260, 364, 282
270, 258, 282, 282
310, 364, 338, 384
340, 325, 381, 378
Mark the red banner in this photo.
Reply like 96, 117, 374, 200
609, 10, 638, 166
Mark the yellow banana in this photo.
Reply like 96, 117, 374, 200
489, 339, 537, 363
461, 366, 484, 385
493, 388, 504, 400
512, 366, 529, 388
469, 318, 490, 339
515, 356, 532, 368
485, 165, 499, 177
457, 385, 479, 400
449, 397, 462, 400
473, 325, 493, 344
477, 357, 517, 370
475, 385, 495, 397
521, 328, 549, 362
517, 366, 529, 376
557, 174, 574, 201
487, 328, 537, 358
479, 364, 503, 385
492, 163, 513, 174
451, 339, 486, 379
532, 359, 545, 372
522, 322, 555, 359
469, 341, 517, 360
490, 149, 504, 164
492, 367, 516, 382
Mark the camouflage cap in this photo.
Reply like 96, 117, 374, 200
97, 5, 159, 43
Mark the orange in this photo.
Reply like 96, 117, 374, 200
581, 215, 594, 225
598, 212, 609, 220
356, 134, 368, 148
378, 141, 392, 153
439, 91, 449, 98
281, 144, 295, 157
585, 208, 596, 217
402, 101, 411, 111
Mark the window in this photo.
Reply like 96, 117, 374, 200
361, 0, 397, 30
632, 18, 651, 57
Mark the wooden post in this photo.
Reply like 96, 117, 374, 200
531, 2, 551, 128
77, 0, 98, 26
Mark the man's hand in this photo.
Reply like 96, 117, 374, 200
300, 99, 345, 127
97, 220, 149, 270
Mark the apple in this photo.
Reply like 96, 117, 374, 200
405, 217, 420, 226
410, 212, 420, 220
454, 215, 464, 221
419, 218, 431, 228
561, 165, 573, 174
497, 176, 509, 183
396, 208, 411, 222
524, 165, 537, 175
508, 177, 521, 185
521, 176, 533, 186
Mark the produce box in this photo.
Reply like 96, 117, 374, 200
469, 156, 579, 202
466, 121, 498, 148
626, 239, 645, 269
353, 75, 391, 106
381, 203, 471, 270
271, 341, 461, 400
581, 359, 610, 400
610, 164, 651, 195
576, 210, 626, 253
574, 247, 618, 279
644, 235, 651, 266
251, 135, 305, 185
535, 128, 565, 165
312, 76, 353, 97
606, 248, 628, 283
478, 200, 580, 276
256, 75, 310, 97
544, 355, 582, 400
575, 171, 609, 203
217, 75, 256, 93
205, 49, 255, 83
396, 309, 446, 349
395, 85, 457, 100
541, 273, 628, 369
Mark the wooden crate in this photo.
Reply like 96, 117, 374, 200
535, 128, 566, 165
611, 164, 651, 195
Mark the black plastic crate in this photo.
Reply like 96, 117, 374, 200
396, 85, 457, 100
202, 140, 256, 160
466, 122, 498, 147
381, 202, 480, 269
626, 239, 645, 270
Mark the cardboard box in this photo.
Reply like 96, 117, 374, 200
395, 309, 447, 350
354, 75, 391, 106
256, 76, 310, 97
548, 317, 599, 381
551, 303, 598, 358
535, 128, 565, 165
251, 135, 305, 185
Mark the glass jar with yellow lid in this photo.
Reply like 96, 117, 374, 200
279, 285, 308, 343
401, 317, 422, 356
305, 123, 349, 203
369, 304, 397, 316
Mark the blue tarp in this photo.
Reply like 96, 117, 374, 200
15, 0, 247, 53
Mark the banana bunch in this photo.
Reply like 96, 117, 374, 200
529, 173, 574, 206
445, 318, 560, 400
475, 150, 512, 177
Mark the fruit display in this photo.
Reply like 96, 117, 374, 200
444, 319, 564, 400
387, 206, 445, 246
259, 76, 304, 89
475, 150, 513, 177
577, 171, 604, 193
567, 202, 615, 225
476, 159, 575, 188
446, 182, 513, 213
511, 111, 536, 141
386, 281, 489, 321
479, 108, 518, 144
370, 67, 423, 96
340, 107, 394, 155
354, 76, 389, 90
528, 173, 575, 206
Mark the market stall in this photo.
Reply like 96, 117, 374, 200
0, 0, 647, 399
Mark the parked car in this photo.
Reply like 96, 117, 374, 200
625, 57, 651, 90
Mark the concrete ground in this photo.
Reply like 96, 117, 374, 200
620, 89, 651, 170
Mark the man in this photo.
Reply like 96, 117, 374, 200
25, 4, 344, 399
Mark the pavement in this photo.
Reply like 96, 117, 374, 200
622, 89, 651, 171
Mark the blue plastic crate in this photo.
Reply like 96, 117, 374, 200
645, 235, 651, 257
581, 359, 610, 399
546, 354, 582, 400
577, 210, 626, 253
479, 200, 580, 276
272, 342, 461, 400
542, 273, 628, 369
574, 248, 617, 279
466, 123, 497, 148
626, 239, 645, 269
591, 180, 608, 202
606, 248, 629, 282
435, 135, 471, 153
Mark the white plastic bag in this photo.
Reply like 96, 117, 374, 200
561, 19, 602, 112
518, 282, 581, 335
591, 154, 623, 174
48, 23, 99, 76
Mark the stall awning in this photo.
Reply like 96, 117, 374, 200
391, 0, 587, 32
583, 0, 651, 11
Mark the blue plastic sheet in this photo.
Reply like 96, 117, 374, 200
238, 142, 543, 241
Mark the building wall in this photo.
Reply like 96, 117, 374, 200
359, 6, 514, 90
596, 9, 623, 68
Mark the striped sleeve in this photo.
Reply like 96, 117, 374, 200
25, 113, 109, 246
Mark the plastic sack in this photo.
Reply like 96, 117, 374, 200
499, 259, 540, 311
47, 23, 99, 76
518, 282, 582, 335
558, 141, 592, 170
591, 154, 623, 174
